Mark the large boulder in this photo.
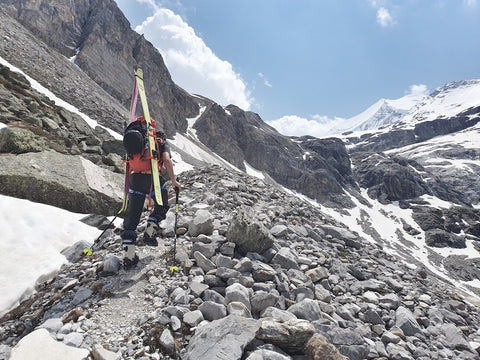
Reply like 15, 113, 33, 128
227, 206, 274, 255
0, 150, 123, 215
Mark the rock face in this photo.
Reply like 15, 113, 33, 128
0, 0, 199, 136
194, 103, 358, 206
1, 166, 479, 360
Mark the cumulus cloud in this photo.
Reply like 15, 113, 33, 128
376, 7, 396, 27
135, 4, 252, 110
408, 84, 429, 96
266, 115, 342, 137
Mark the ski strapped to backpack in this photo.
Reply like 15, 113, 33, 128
119, 69, 163, 214
135, 68, 163, 206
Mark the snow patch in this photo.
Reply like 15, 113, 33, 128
0, 195, 100, 315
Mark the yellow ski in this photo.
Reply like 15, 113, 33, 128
135, 69, 163, 206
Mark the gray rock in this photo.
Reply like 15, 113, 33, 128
227, 301, 252, 318
225, 283, 251, 310
271, 247, 299, 270
92, 345, 122, 360
306, 267, 330, 282
189, 281, 209, 297
102, 254, 121, 273
441, 323, 473, 351
198, 301, 227, 321
257, 318, 315, 353
269, 224, 289, 238
37, 318, 63, 333
160, 328, 176, 354
260, 307, 297, 322
227, 207, 274, 255
193, 251, 216, 272
395, 306, 423, 336
183, 310, 204, 327
251, 291, 279, 314
9, 329, 89, 360
0, 151, 123, 215
185, 315, 261, 360
189, 209, 214, 237
287, 298, 323, 322
63, 332, 84, 347
251, 262, 277, 282
245, 349, 292, 360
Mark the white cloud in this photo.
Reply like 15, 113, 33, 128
135, 5, 252, 110
258, 72, 272, 88
267, 114, 342, 137
408, 84, 429, 96
376, 7, 396, 27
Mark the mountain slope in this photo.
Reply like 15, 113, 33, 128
327, 92, 426, 135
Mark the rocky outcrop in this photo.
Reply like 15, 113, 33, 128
194, 104, 357, 206
1, 166, 479, 359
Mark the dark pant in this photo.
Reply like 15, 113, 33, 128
121, 173, 169, 242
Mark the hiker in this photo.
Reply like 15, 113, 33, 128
120, 120, 181, 268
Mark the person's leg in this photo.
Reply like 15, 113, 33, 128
143, 178, 169, 246
120, 173, 151, 266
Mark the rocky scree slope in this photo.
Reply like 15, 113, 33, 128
1, 166, 480, 360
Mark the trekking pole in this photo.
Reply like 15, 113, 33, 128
83, 213, 119, 256
169, 186, 180, 273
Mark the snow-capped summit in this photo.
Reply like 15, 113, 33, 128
326, 90, 427, 136
402, 79, 480, 126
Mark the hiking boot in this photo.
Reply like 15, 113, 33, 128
123, 244, 139, 269
123, 254, 139, 269
142, 220, 159, 247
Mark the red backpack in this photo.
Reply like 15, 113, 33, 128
122, 116, 162, 173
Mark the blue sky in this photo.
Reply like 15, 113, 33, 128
114, 0, 480, 137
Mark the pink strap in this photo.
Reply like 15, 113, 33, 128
130, 75, 139, 123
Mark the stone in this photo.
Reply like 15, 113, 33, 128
185, 315, 261, 360
271, 247, 299, 270
395, 306, 423, 337
160, 328, 176, 354
183, 310, 205, 327
193, 251, 216, 272
304, 333, 349, 360
251, 291, 279, 314
189, 209, 215, 237
227, 302, 252, 318
226, 207, 274, 255
9, 329, 89, 360
92, 345, 122, 360
306, 267, 330, 282
257, 318, 315, 353
225, 283, 251, 310
199, 301, 227, 321
287, 298, 323, 322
